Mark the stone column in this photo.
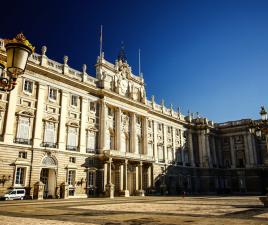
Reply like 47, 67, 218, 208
4, 85, 18, 144
130, 113, 136, 153
135, 165, 139, 191
79, 97, 88, 153
115, 107, 121, 151
142, 116, 148, 155
105, 158, 114, 198
58, 91, 68, 150
121, 159, 129, 197
136, 162, 145, 196
230, 136, 236, 168
188, 130, 195, 167
33, 83, 46, 148
153, 121, 158, 162
148, 165, 152, 188
120, 164, 124, 191
163, 125, 168, 164
103, 162, 108, 192
99, 100, 107, 153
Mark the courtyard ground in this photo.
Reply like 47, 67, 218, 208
0, 196, 267, 225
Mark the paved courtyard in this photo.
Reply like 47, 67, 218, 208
0, 196, 267, 225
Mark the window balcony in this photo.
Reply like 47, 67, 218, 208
86, 148, 96, 154
41, 142, 58, 148
14, 138, 32, 145
66, 145, 78, 151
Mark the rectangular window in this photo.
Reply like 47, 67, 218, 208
44, 122, 55, 144
15, 167, 26, 185
18, 151, 27, 159
108, 107, 113, 116
158, 145, 164, 162
67, 170, 76, 186
17, 117, 30, 140
48, 87, 57, 101
71, 95, 78, 107
90, 102, 96, 112
88, 171, 94, 187
67, 127, 77, 147
23, 80, 33, 94
87, 131, 97, 151
69, 157, 76, 163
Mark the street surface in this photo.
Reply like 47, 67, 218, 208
0, 196, 267, 225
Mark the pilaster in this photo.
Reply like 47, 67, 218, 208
172, 127, 176, 163
99, 100, 107, 153
33, 83, 46, 148
188, 130, 195, 167
163, 125, 168, 164
131, 113, 136, 153
230, 136, 236, 168
4, 85, 18, 144
153, 121, 158, 162
79, 97, 88, 153
142, 116, 148, 155
58, 91, 69, 150
116, 107, 121, 151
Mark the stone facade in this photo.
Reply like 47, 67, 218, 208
0, 39, 267, 199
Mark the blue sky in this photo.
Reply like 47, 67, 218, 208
2, 0, 268, 122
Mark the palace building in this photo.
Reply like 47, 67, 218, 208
0, 38, 267, 199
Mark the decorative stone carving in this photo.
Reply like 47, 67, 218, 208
41, 46, 47, 56
42, 156, 57, 167
63, 55, 68, 65
82, 64, 87, 74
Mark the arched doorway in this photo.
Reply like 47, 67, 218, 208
40, 156, 57, 199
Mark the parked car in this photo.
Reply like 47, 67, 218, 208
1, 188, 25, 200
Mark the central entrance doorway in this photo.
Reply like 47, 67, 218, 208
40, 168, 56, 199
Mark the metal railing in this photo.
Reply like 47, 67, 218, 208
66, 145, 78, 151
14, 138, 32, 145
41, 142, 58, 148
86, 148, 96, 154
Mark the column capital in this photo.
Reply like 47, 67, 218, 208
125, 159, 128, 164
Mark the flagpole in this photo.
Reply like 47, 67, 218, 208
100, 25, 103, 57
138, 48, 141, 76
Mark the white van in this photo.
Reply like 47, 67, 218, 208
2, 189, 25, 200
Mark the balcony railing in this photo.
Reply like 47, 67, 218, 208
41, 142, 58, 148
86, 148, 96, 154
14, 138, 32, 145
66, 145, 78, 151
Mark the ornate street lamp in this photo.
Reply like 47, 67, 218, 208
0, 33, 34, 92
250, 106, 268, 206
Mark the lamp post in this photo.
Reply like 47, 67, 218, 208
250, 106, 268, 207
0, 33, 34, 92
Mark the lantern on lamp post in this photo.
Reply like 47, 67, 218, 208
0, 33, 34, 92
